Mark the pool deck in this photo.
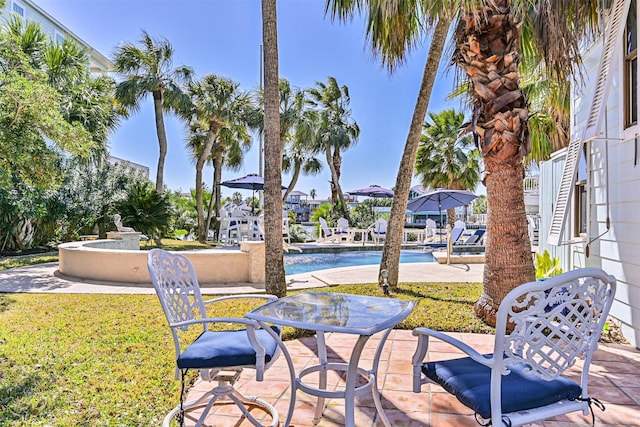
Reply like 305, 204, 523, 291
0, 260, 483, 294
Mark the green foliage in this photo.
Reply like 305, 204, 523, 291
415, 109, 481, 194
167, 190, 198, 235
471, 195, 488, 214
116, 181, 172, 243
288, 224, 309, 243
535, 250, 564, 279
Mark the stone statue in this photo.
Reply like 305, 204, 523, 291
113, 214, 135, 232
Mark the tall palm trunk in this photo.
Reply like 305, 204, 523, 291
455, 0, 534, 325
283, 160, 301, 202
205, 165, 217, 237
212, 154, 223, 238
325, 145, 349, 220
152, 91, 168, 193
195, 128, 217, 242
380, 17, 450, 287
262, 0, 286, 297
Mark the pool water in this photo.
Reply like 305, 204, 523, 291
284, 250, 435, 275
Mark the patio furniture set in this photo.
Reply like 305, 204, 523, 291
148, 248, 617, 427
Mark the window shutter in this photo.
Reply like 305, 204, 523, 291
547, 0, 630, 246
583, 0, 631, 140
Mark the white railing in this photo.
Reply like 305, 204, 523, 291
523, 175, 539, 194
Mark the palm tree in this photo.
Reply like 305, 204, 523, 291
279, 81, 322, 201
307, 76, 360, 220
327, 0, 602, 325
415, 109, 481, 228
252, 79, 322, 201
326, 1, 451, 292
113, 30, 193, 193
262, 0, 287, 297
185, 74, 252, 242
310, 188, 317, 200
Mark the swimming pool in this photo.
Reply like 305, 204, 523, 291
284, 250, 435, 275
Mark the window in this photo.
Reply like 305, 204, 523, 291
625, 0, 638, 128
55, 32, 65, 46
11, 1, 25, 17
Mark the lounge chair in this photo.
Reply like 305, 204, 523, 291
454, 228, 485, 245
317, 217, 349, 243
368, 218, 387, 244
424, 219, 438, 243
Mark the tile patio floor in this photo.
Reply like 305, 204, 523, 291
180, 330, 640, 427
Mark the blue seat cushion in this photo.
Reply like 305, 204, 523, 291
423, 356, 582, 419
177, 326, 280, 370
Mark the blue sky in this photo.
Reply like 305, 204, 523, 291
33, 0, 461, 200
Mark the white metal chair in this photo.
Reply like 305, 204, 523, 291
412, 268, 616, 427
148, 249, 281, 427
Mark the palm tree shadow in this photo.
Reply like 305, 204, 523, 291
392, 287, 476, 306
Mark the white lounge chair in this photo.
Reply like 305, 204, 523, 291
368, 218, 387, 244
317, 217, 349, 243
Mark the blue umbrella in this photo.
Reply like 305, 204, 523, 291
407, 189, 477, 241
347, 184, 394, 198
221, 174, 286, 212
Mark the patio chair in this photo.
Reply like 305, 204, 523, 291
369, 218, 387, 244
454, 228, 486, 246
424, 218, 438, 242
412, 268, 616, 427
147, 249, 281, 427
317, 217, 349, 243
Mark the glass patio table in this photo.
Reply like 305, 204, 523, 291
246, 292, 414, 427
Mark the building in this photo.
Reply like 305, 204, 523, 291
108, 156, 150, 179
2, 0, 112, 73
538, 0, 640, 347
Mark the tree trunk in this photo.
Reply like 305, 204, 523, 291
325, 146, 349, 221
283, 161, 301, 202
205, 165, 216, 237
152, 91, 167, 194
195, 129, 217, 242
455, 0, 535, 325
380, 17, 450, 287
262, 0, 286, 297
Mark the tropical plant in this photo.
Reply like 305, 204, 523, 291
326, 1, 451, 292
307, 76, 360, 220
415, 109, 481, 228
535, 250, 564, 279
327, 0, 603, 326
116, 181, 172, 246
262, 0, 287, 297
471, 195, 488, 214
112, 30, 193, 193
2, 15, 120, 168
0, 22, 99, 190
184, 74, 253, 242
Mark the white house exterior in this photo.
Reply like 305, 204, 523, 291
539, 0, 640, 347
2, 0, 112, 73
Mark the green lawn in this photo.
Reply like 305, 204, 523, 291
0, 247, 490, 426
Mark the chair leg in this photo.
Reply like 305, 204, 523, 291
163, 369, 279, 427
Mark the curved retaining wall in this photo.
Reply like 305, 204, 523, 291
58, 240, 265, 284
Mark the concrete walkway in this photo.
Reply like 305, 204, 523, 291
0, 261, 484, 294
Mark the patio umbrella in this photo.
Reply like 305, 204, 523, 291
220, 173, 286, 212
347, 184, 394, 198
348, 184, 394, 219
407, 189, 477, 242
